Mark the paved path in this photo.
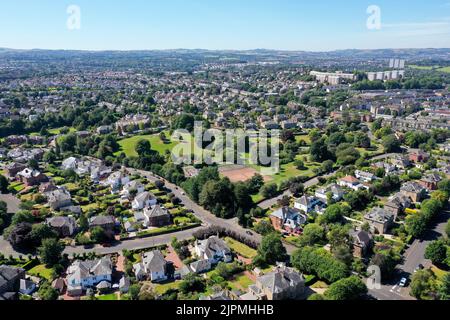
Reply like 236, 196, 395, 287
0, 193, 20, 214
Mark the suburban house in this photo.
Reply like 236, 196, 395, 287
270, 207, 308, 235
47, 188, 73, 211
133, 250, 170, 282
103, 171, 130, 193
88, 215, 116, 235
419, 173, 442, 191
409, 150, 430, 163
47, 216, 77, 237
39, 182, 58, 195
16, 168, 48, 186
364, 207, 395, 234
142, 205, 171, 228
294, 195, 325, 214
315, 184, 344, 204
391, 155, 411, 170
4, 162, 26, 179
189, 259, 212, 274
355, 170, 376, 183
132, 191, 157, 211
120, 180, 145, 199
384, 192, 413, 217
194, 236, 233, 264
350, 229, 373, 258
66, 257, 113, 296
338, 176, 366, 191
400, 181, 427, 203
0, 265, 26, 300
243, 266, 305, 300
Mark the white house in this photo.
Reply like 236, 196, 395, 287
355, 170, 376, 183
338, 176, 366, 191
103, 171, 130, 193
315, 184, 344, 203
294, 195, 324, 214
132, 191, 157, 211
133, 250, 169, 282
120, 180, 145, 199
66, 257, 112, 296
194, 236, 232, 264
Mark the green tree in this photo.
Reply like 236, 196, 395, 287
410, 269, 438, 300
38, 238, 65, 267
38, 282, 59, 300
253, 233, 287, 266
382, 134, 401, 153
299, 223, 325, 246
425, 240, 448, 266
0, 175, 9, 193
135, 139, 152, 156
324, 276, 367, 300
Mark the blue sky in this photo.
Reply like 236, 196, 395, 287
0, 0, 449, 51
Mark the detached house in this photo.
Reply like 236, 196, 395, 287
409, 150, 430, 163
132, 191, 157, 211
294, 196, 325, 214
270, 207, 307, 235
243, 266, 305, 301
103, 171, 130, 193
133, 250, 170, 282
419, 173, 442, 191
17, 168, 48, 186
350, 229, 373, 258
355, 170, 376, 183
89, 215, 116, 236
0, 265, 25, 300
4, 162, 26, 179
47, 188, 72, 211
47, 216, 77, 237
384, 192, 413, 217
66, 257, 113, 296
121, 180, 145, 199
194, 236, 233, 264
315, 184, 344, 203
364, 207, 395, 234
338, 176, 366, 191
142, 205, 171, 227
401, 181, 427, 203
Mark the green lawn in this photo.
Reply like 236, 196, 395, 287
154, 281, 180, 295
116, 132, 179, 157
28, 264, 53, 280
437, 66, 450, 73
295, 135, 311, 145
225, 237, 257, 259
228, 273, 254, 291
97, 293, 118, 300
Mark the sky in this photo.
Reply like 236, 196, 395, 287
0, 0, 449, 51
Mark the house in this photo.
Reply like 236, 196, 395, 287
194, 236, 233, 264
103, 171, 130, 193
384, 193, 413, 217
66, 257, 113, 296
4, 162, 26, 179
338, 176, 366, 191
364, 207, 395, 234
88, 215, 116, 235
47, 188, 72, 210
61, 157, 79, 171
391, 155, 411, 170
17, 168, 48, 186
142, 205, 171, 228
39, 182, 58, 195
189, 259, 212, 274
350, 230, 373, 258
133, 250, 170, 282
200, 291, 233, 301
270, 207, 308, 234
0, 265, 25, 300
19, 279, 36, 295
51, 278, 66, 294
355, 170, 376, 183
132, 191, 157, 210
315, 184, 344, 203
119, 276, 130, 293
294, 196, 324, 214
409, 150, 430, 163
96, 125, 113, 135
47, 216, 77, 237
121, 180, 145, 199
400, 181, 427, 203
419, 173, 442, 191
244, 266, 305, 300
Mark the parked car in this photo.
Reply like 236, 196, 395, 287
414, 264, 424, 273
399, 277, 409, 287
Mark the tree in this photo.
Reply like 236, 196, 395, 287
289, 182, 304, 197
382, 134, 401, 153
320, 204, 345, 225
439, 272, 450, 300
179, 273, 206, 294
253, 220, 275, 236
38, 238, 64, 267
410, 269, 438, 300
253, 233, 287, 266
38, 282, 59, 300
299, 223, 325, 246
445, 220, 450, 239
247, 174, 264, 194
7, 222, 33, 250
370, 250, 400, 281
260, 183, 278, 199
90, 226, 108, 243
425, 240, 448, 266
310, 138, 331, 162
405, 213, 427, 238
135, 139, 152, 156
128, 284, 142, 300
0, 175, 9, 193
324, 276, 367, 300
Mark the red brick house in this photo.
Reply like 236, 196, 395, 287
409, 150, 430, 163
17, 168, 49, 186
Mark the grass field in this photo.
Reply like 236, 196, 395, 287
437, 66, 450, 73
154, 281, 180, 295
116, 131, 179, 157
97, 293, 119, 300
225, 237, 257, 259
28, 264, 53, 280
228, 273, 254, 291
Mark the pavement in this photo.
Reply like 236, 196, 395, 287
0, 193, 21, 214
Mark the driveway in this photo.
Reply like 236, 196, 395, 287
0, 193, 21, 214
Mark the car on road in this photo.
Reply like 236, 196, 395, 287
246, 231, 253, 236
181, 192, 186, 195
399, 277, 409, 287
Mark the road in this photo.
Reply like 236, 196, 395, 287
0, 193, 21, 214
258, 152, 398, 210
368, 209, 450, 300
